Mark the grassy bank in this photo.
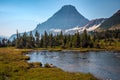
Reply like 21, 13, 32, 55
0, 47, 97, 80
33, 45, 120, 52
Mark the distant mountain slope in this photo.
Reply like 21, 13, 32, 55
0, 36, 7, 41
84, 18, 107, 28
64, 18, 107, 34
84, 18, 107, 31
98, 10, 120, 30
34, 5, 89, 33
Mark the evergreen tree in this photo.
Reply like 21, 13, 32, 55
40, 36, 44, 48
49, 33, 54, 48
22, 32, 28, 48
16, 30, 20, 48
59, 31, 63, 46
82, 29, 88, 48
12, 38, 16, 46
43, 31, 48, 48
74, 31, 80, 48
61, 35, 67, 48
1, 38, 7, 47
0, 40, 1, 47
29, 31, 35, 48
69, 40, 72, 48
35, 30, 40, 47
7, 40, 11, 47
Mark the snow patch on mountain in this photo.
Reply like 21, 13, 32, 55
50, 29, 62, 33
63, 24, 101, 34
86, 24, 101, 31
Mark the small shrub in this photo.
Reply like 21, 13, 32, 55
22, 56, 30, 60
29, 62, 42, 68
44, 63, 51, 68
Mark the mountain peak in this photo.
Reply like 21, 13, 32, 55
62, 5, 75, 7
35, 5, 89, 33
9, 5, 89, 40
52, 5, 79, 17
61, 5, 75, 9
59, 5, 79, 14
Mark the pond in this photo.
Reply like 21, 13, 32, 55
26, 51, 120, 80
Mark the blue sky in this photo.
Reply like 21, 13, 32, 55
0, 0, 120, 37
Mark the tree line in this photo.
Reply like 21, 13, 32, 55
0, 29, 120, 48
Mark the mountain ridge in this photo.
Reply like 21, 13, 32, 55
63, 18, 107, 34
97, 9, 120, 30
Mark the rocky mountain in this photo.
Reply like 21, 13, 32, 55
9, 5, 89, 40
9, 5, 119, 41
33, 5, 89, 33
84, 18, 107, 28
97, 10, 120, 30
84, 18, 107, 31
64, 18, 107, 34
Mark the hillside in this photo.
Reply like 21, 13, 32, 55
98, 10, 120, 30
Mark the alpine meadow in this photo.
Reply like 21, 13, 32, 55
0, 0, 120, 80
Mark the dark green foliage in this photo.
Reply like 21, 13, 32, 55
44, 63, 51, 68
43, 31, 48, 48
29, 62, 42, 68
35, 30, 40, 48
15, 31, 36, 48
0, 29, 120, 49
73, 31, 81, 48
49, 33, 54, 48
80, 29, 93, 48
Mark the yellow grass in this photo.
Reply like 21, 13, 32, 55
0, 47, 97, 80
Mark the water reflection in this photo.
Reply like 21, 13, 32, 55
27, 51, 120, 80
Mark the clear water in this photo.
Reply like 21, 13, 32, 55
27, 51, 120, 80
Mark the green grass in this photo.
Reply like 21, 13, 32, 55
0, 47, 97, 80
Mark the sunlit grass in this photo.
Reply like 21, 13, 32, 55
0, 47, 97, 80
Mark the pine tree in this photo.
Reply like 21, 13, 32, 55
40, 36, 44, 48
0, 40, 1, 47
82, 29, 88, 48
7, 40, 11, 47
74, 31, 80, 48
59, 31, 63, 45
1, 38, 6, 47
35, 30, 40, 48
29, 31, 35, 48
49, 33, 54, 48
69, 41, 72, 48
16, 30, 20, 48
23, 32, 28, 47
61, 35, 67, 48
43, 31, 48, 48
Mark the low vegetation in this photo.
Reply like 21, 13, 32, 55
0, 47, 97, 80
0, 29, 119, 80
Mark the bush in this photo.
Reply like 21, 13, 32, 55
22, 56, 30, 60
29, 62, 42, 68
44, 63, 51, 68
